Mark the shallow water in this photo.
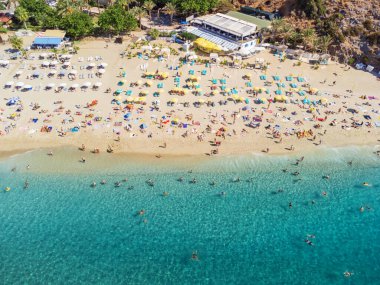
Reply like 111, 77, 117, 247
0, 147, 379, 284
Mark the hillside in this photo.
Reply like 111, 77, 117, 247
241, 0, 380, 68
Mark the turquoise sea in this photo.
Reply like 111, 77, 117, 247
0, 146, 379, 284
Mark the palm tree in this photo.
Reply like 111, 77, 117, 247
302, 28, 317, 51
131, 6, 147, 29
15, 7, 29, 29
318, 35, 333, 53
164, 2, 176, 25
57, 0, 79, 16
117, 0, 136, 10
143, 0, 155, 21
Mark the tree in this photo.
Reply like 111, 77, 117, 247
15, 7, 29, 29
214, 0, 235, 13
173, 0, 219, 15
117, 0, 136, 10
148, 28, 159, 39
19, 0, 56, 27
143, 0, 155, 21
164, 2, 176, 25
60, 11, 94, 39
99, 5, 137, 34
318, 35, 332, 53
297, 0, 326, 19
302, 28, 317, 51
56, 0, 79, 16
130, 6, 147, 29
10, 36, 23, 50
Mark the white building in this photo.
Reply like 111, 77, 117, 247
187, 13, 259, 53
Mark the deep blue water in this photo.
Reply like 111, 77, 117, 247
0, 147, 379, 284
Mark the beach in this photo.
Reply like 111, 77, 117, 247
0, 37, 379, 158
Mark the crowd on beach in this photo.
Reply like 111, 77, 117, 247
0, 39, 379, 157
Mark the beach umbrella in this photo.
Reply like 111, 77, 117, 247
49, 70, 57, 75
88, 63, 96, 68
140, 90, 148, 96
16, 82, 24, 87
83, 82, 91, 87
62, 62, 71, 67
23, 85, 33, 91
98, 69, 106, 74
140, 123, 148, 129
46, 83, 55, 88
170, 98, 178, 103
100, 62, 108, 67
146, 80, 153, 86
137, 80, 142, 86
59, 83, 67, 88
138, 97, 146, 102
40, 53, 47, 58
69, 70, 77, 75
42, 61, 49, 66
126, 97, 134, 102
5, 81, 14, 87
71, 84, 79, 89
50, 60, 58, 65
59, 71, 66, 76
15, 70, 23, 75
94, 82, 102, 87
198, 99, 205, 104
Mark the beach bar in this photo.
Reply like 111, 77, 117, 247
31, 30, 66, 49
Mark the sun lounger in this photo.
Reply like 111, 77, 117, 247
273, 76, 280, 81
290, 83, 297, 88
286, 76, 293, 81
260, 75, 267, 80
297, 77, 305, 82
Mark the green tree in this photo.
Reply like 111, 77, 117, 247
164, 2, 176, 24
56, 0, 80, 16
130, 6, 146, 29
60, 11, 94, 39
99, 5, 137, 34
10, 36, 23, 50
302, 28, 317, 51
297, 0, 326, 19
19, 0, 56, 27
148, 28, 159, 39
317, 35, 332, 53
15, 7, 30, 29
173, 0, 219, 15
143, 0, 155, 21
214, 0, 235, 13
117, 0, 136, 10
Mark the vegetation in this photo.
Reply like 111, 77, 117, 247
60, 11, 94, 39
15, 7, 30, 29
148, 28, 160, 39
98, 4, 137, 34
10, 35, 23, 50
296, 0, 326, 19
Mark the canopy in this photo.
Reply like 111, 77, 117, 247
194, 38, 222, 53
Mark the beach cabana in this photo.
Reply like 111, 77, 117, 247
23, 85, 33, 91
4, 81, 14, 88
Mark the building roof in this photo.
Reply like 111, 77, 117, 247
226, 11, 271, 30
0, 15, 12, 23
33, 37, 62, 46
43, 30, 66, 38
196, 13, 257, 37
187, 26, 240, 51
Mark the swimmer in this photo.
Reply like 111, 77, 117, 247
11, 167, 16, 172
322, 191, 328, 197
191, 251, 199, 261
347, 160, 353, 166
304, 239, 314, 246
100, 180, 106, 185
362, 182, 370, 187
91, 182, 96, 187
80, 157, 86, 163
210, 181, 216, 186
162, 191, 169, 196
323, 175, 330, 179
220, 191, 226, 196
114, 181, 121, 187
343, 271, 353, 278
277, 189, 284, 193
123, 178, 128, 182
307, 234, 316, 238
24, 180, 29, 189
26, 165, 30, 170
138, 209, 145, 216
128, 186, 134, 190
233, 177, 240, 182
191, 178, 197, 184
292, 171, 300, 176
47, 151, 53, 156
359, 206, 364, 212
289, 202, 293, 208
177, 177, 184, 182
282, 169, 288, 173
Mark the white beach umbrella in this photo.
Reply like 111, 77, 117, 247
94, 82, 102, 87
98, 69, 106, 74
5, 81, 14, 86
71, 83, 79, 88
69, 70, 78, 75
87, 56, 94, 61
49, 70, 57, 75
59, 83, 67, 88
62, 62, 71, 66
47, 83, 55, 88
16, 82, 24, 87
15, 70, 23, 75
40, 53, 47, 58
23, 85, 33, 90
1, 60, 9, 65
88, 63, 96, 68
50, 60, 58, 65
83, 82, 91, 87
100, 62, 108, 67
42, 61, 50, 66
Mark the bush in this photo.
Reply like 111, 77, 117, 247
0, 26, 7, 33
178, 32, 198, 41
148, 28, 160, 40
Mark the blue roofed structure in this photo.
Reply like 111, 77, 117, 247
32, 37, 62, 48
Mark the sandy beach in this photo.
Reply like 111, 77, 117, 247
0, 36, 379, 158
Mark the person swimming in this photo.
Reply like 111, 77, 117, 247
305, 239, 314, 246
128, 186, 134, 190
362, 182, 370, 187
191, 178, 197, 184
24, 180, 29, 189
138, 209, 145, 216
191, 251, 199, 261
100, 180, 106, 185
114, 181, 122, 187
91, 182, 96, 187
323, 175, 330, 179
220, 191, 226, 196
162, 191, 169, 196
343, 271, 353, 278
289, 202, 293, 208
178, 177, 184, 182
210, 181, 216, 186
